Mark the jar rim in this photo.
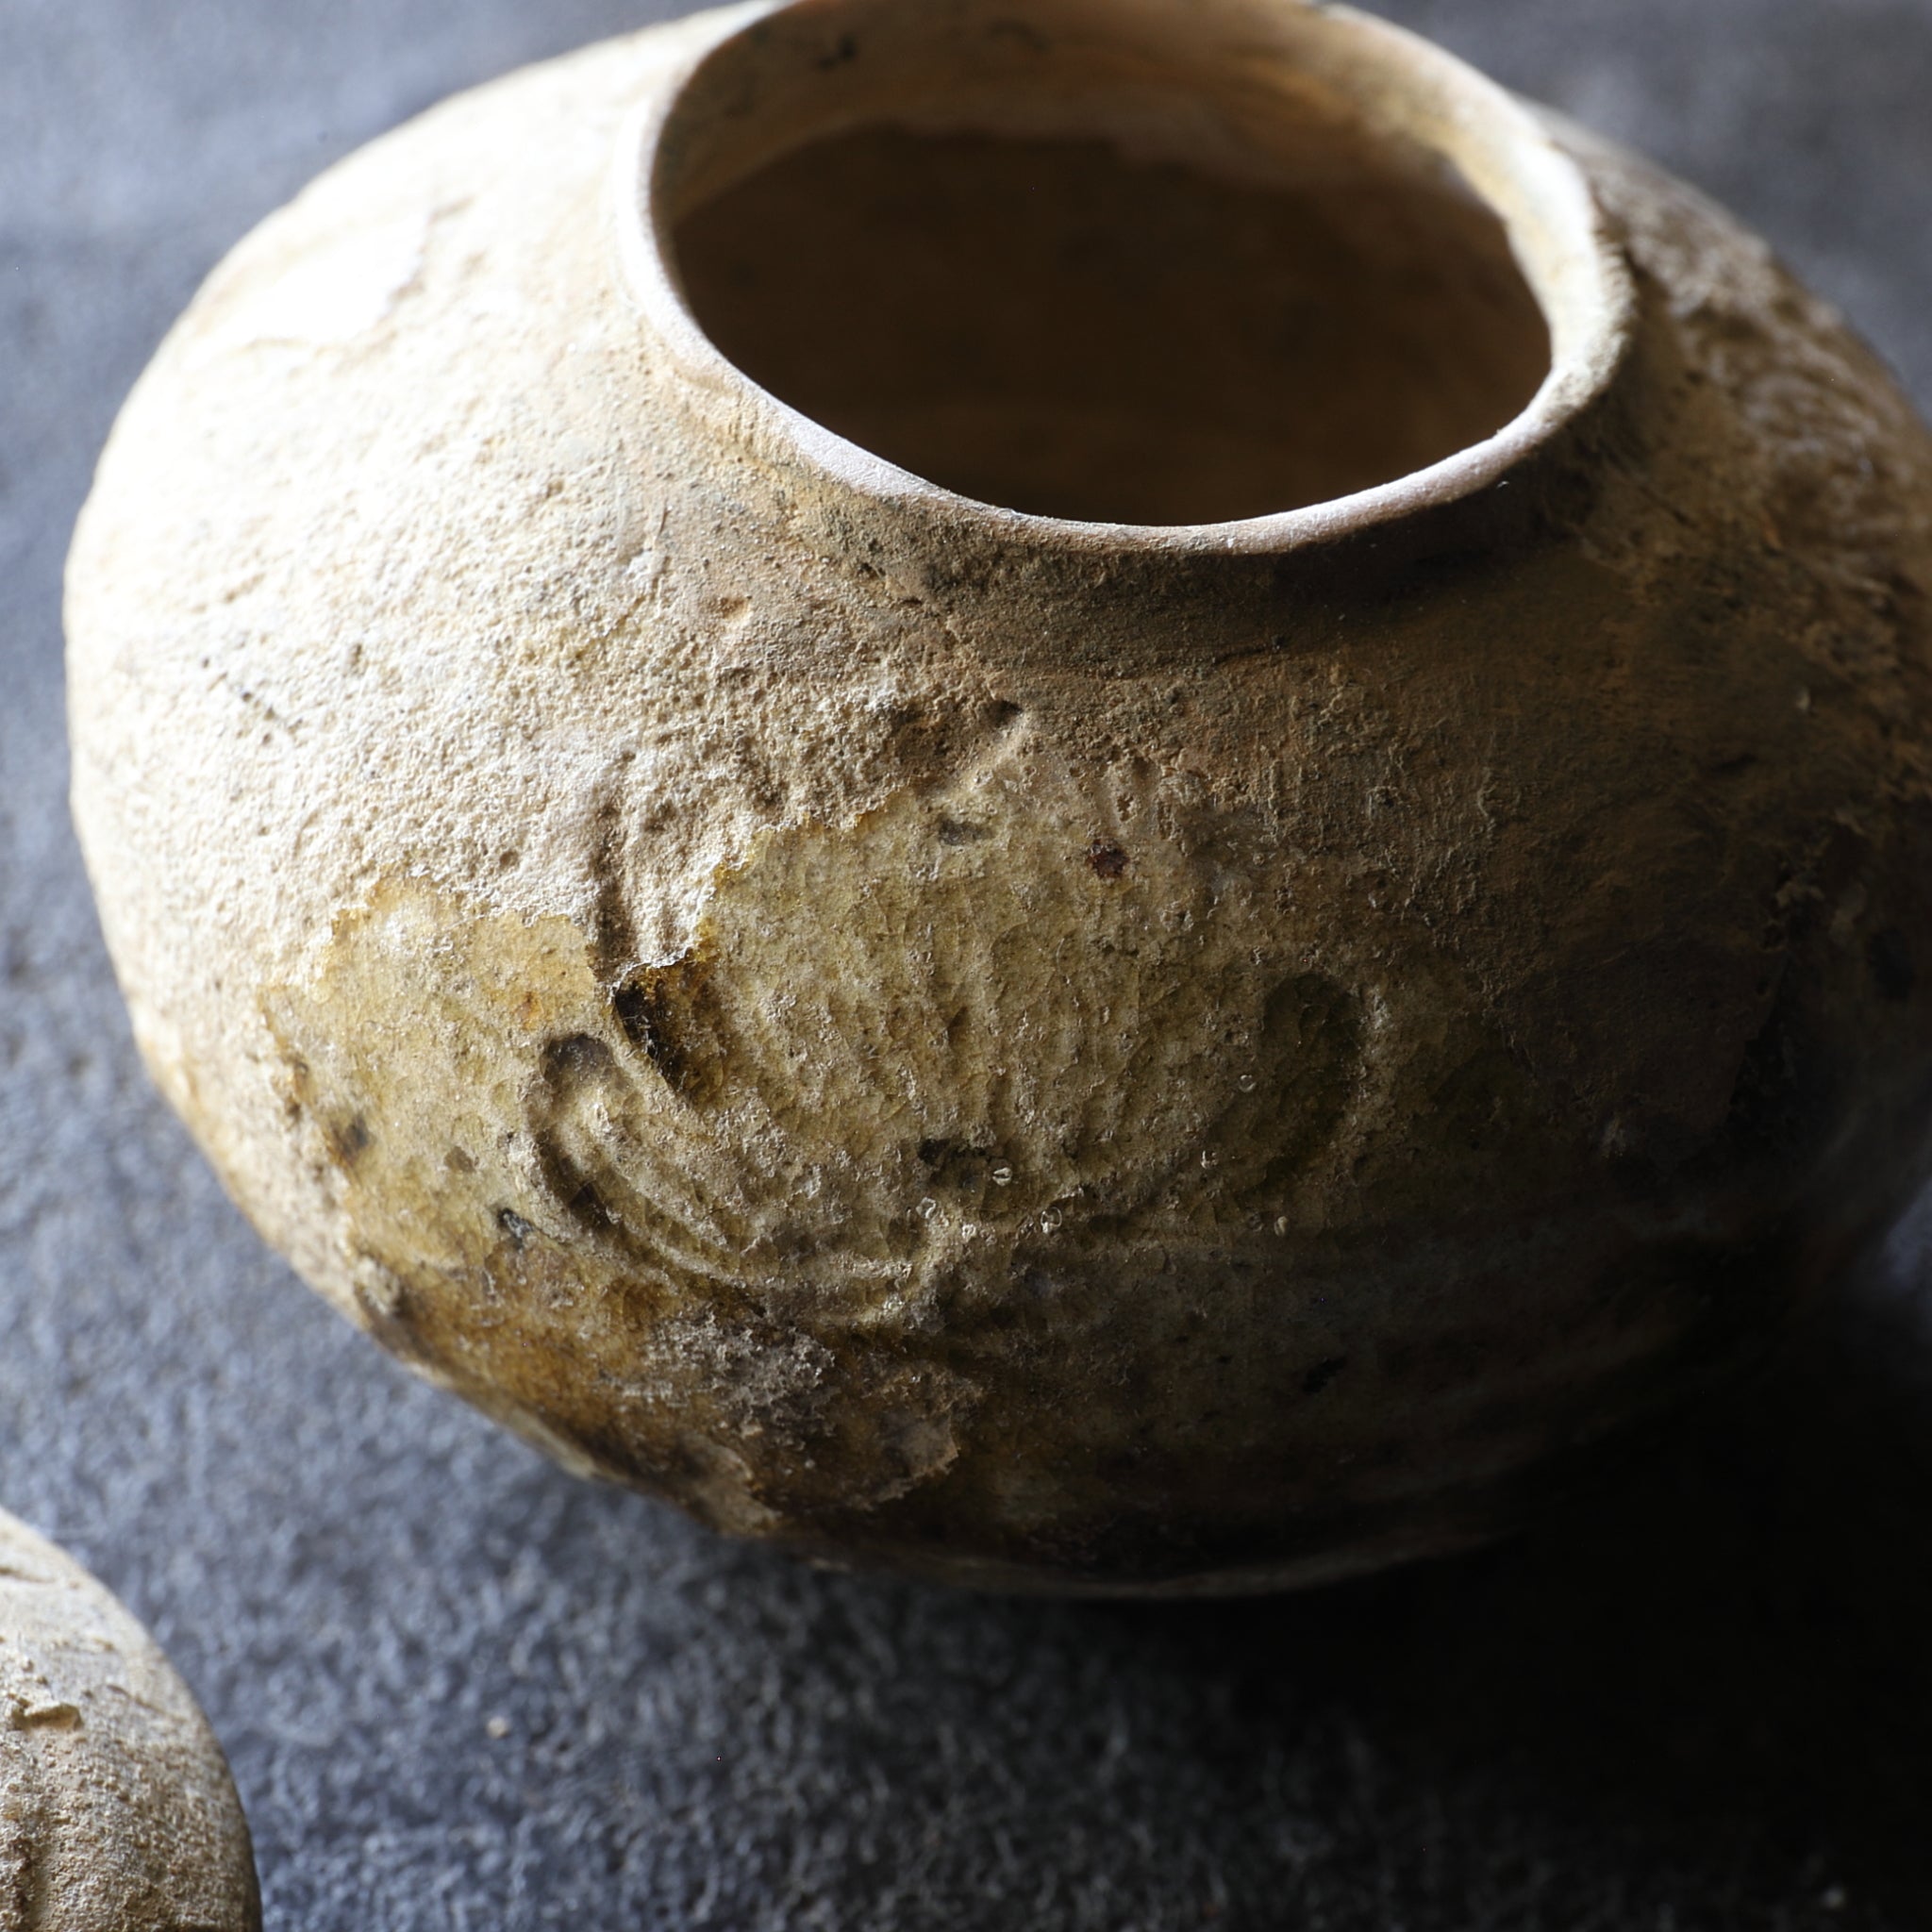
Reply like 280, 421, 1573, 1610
616, 0, 1636, 557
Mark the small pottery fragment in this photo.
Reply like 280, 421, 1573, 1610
67, 0, 1932, 1592
0, 1509, 259, 1930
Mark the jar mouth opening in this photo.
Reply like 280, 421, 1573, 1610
622, 0, 1633, 553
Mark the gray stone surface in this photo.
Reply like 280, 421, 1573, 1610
6, 0, 1932, 1924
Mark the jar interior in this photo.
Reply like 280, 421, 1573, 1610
657, 0, 1559, 528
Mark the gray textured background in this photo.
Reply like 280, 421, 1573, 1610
7, 1, 1932, 1925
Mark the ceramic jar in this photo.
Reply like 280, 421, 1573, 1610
0, 1509, 259, 1928
68, 0, 1932, 1592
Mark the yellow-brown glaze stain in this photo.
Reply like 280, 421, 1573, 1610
256, 747, 1865, 1586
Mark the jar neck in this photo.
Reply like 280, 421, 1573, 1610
613, 0, 1636, 618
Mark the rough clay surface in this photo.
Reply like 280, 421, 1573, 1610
63, 1, 1932, 1591
0, 1510, 259, 1931
10, 0, 1932, 1923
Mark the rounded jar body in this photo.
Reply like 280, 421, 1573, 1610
68, 0, 1932, 1592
